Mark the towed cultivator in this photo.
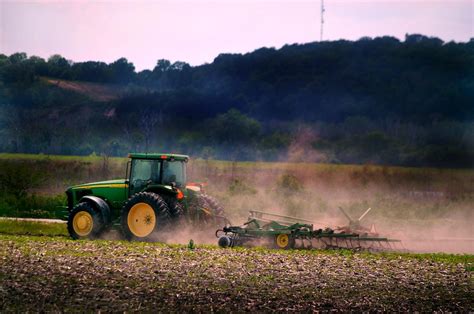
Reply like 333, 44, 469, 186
216, 208, 403, 251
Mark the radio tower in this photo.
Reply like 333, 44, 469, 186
320, 0, 325, 41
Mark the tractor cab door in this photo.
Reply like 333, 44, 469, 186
129, 159, 161, 196
162, 160, 186, 188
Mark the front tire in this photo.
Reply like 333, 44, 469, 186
121, 192, 171, 241
67, 202, 104, 240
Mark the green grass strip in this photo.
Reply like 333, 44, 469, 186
0, 220, 68, 237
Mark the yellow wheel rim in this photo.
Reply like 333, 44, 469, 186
276, 234, 289, 248
72, 211, 93, 237
127, 202, 156, 238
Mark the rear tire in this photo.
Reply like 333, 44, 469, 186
162, 196, 185, 219
121, 192, 171, 241
67, 202, 104, 240
200, 194, 230, 226
200, 194, 225, 216
192, 194, 230, 228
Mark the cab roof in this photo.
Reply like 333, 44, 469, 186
128, 153, 189, 161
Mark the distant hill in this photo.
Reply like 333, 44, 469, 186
41, 77, 122, 102
0, 34, 473, 167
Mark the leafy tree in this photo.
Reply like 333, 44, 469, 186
47, 54, 71, 78
154, 59, 171, 73
8, 52, 27, 64
208, 109, 261, 145
71, 61, 110, 82
109, 58, 135, 83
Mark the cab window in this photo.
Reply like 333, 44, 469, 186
131, 159, 161, 184
162, 161, 185, 187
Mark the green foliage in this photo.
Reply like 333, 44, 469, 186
108, 58, 135, 83
276, 174, 304, 192
0, 38, 473, 166
0, 194, 66, 219
0, 160, 49, 198
228, 178, 257, 195
0, 156, 126, 219
0, 220, 67, 236
208, 109, 261, 145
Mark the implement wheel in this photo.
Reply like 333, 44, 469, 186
274, 233, 295, 249
67, 202, 104, 240
121, 192, 171, 241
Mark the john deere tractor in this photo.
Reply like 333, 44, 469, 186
65, 153, 227, 240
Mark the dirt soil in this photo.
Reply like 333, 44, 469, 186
0, 235, 472, 312
43, 77, 121, 102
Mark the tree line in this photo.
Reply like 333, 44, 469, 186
0, 34, 473, 167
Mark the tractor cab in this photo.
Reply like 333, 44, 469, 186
127, 153, 188, 196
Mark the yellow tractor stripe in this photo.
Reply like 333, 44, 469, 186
77, 184, 128, 189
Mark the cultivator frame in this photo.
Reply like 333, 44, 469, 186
216, 210, 403, 251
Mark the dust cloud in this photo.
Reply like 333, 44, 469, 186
100, 159, 473, 254
189, 159, 474, 254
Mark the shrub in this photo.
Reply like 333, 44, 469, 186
228, 178, 257, 195
276, 174, 304, 192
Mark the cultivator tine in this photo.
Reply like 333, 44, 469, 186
372, 240, 391, 252
358, 208, 372, 222
350, 239, 356, 250
338, 207, 353, 223
297, 237, 313, 249
296, 238, 302, 249
377, 241, 384, 251
321, 238, 329, 249
347, 239, 354, 249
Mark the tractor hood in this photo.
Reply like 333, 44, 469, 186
66, 179, 129, 211
70, 179, 128, 190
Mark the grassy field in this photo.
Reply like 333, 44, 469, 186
0, 153, 472, 253
0, 230, 472, 311
0, 219, 68, 237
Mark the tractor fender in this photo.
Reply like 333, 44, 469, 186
144, 185, 178, 197
80, 195, 112, 226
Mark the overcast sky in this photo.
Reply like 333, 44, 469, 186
0, 0, 472, 71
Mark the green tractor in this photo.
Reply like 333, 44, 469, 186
65, 153, 228, 240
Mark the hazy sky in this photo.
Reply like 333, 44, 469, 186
1, 0, 472, 70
